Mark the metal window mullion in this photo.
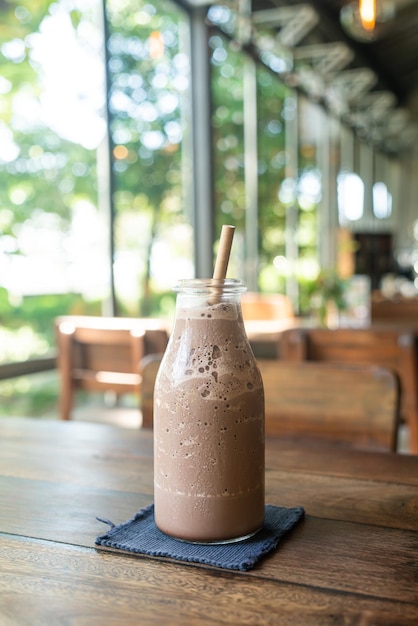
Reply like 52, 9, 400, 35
285, 91, 299, 311
243, 53, 259, 291
100, 0, 117, 316
318, 112, 338, 270
189, 6, 214, 278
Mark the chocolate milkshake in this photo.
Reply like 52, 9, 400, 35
153, 279, 265, 543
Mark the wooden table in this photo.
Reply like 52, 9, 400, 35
1, 418, 418, 625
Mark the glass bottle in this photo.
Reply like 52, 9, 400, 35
153, 279, 265, 543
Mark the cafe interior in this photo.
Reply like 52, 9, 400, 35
2, 2, 418, 624
2, 0, 418, 449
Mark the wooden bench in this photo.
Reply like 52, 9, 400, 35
257, 360, 400, 452
279, 327, 418, 453
55, 316, 168, 421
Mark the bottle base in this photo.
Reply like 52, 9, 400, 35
159, 526, 262, 545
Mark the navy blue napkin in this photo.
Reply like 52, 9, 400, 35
95, 503, 304, 571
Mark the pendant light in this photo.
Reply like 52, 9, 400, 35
359, 0, 376, 31
340, 0, 395, 42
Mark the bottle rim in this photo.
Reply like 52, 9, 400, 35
173, 278, 246, 294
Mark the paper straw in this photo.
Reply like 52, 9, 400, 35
213, 225, 235, 280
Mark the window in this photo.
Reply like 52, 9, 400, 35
338, 172, 365, 223
373, 181, 392, 219
107, 0, 193, 317
0, 0, 106, 368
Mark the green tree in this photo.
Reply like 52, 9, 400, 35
106, 0, 190, 315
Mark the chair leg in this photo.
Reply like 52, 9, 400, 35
56, 326, 74, 420
60, 381, 73, 421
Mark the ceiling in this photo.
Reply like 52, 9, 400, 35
199, 0, 418, 152
297, 0, 418, 116
247, 0, 418, 151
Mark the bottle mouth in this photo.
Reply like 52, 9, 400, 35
173, 278, 246, 294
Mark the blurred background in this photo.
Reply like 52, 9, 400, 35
1, 0, 418, 416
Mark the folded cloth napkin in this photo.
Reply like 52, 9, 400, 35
95, 503, 304, 571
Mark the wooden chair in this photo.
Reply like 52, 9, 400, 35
140, 354, 163, 428
257, 360, 400, 452
279, 327, 418, 453
139, 353, 399, 451
55, 316, 168, 421
241, 292, 294, 321
371, 293, 418, 326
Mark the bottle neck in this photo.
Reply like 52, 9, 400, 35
174, 279, 245, 302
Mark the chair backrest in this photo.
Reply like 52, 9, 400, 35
55, 315, 168, 357
279, 327, 418, 453
371, 295, 418, 326
65, 326, 144, 377
54, 316, 168, 421
140, 354, 400, 450
241, 292, 294, 321
257, 359, 400, 451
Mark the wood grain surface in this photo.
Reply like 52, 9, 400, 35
1, 417, 418, 626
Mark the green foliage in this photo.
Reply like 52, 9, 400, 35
0, 1, 323, 417
139, 289, 176, 318
303, 270, 348, 321
106, 0, 185, 209
106, 0, 191, 314
0, 0, 98, 256
306, 270, 347, 307
14, 293, 101, 337
211, 35, 245, 234
0, 291, 101, 362
257, 66, 288, 242
0, 288, 12, 317
0, 371, 59, 416
0, 0, 193, 379
210, 36, 319, 294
